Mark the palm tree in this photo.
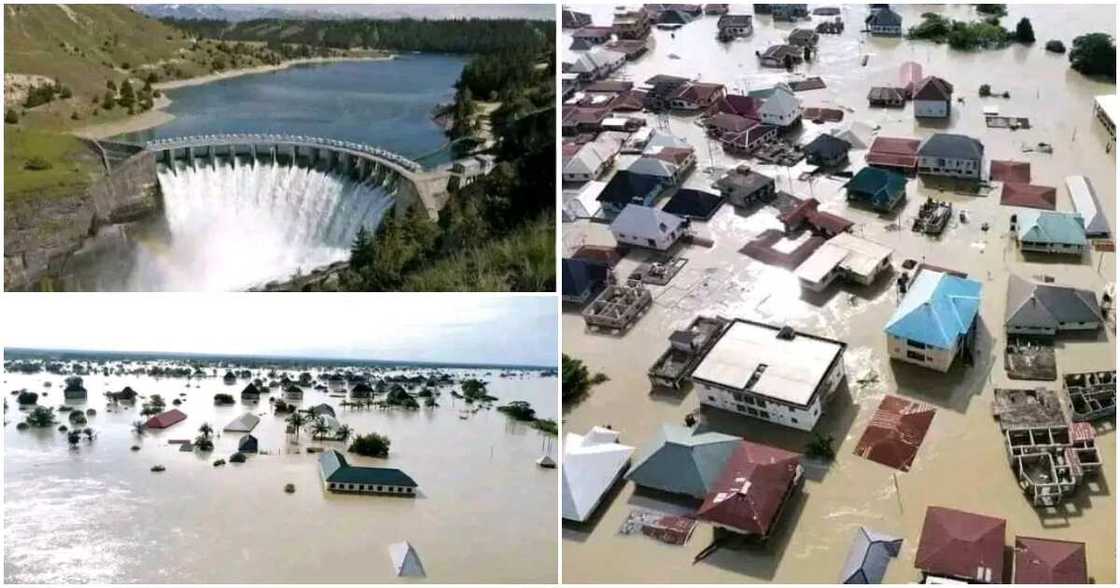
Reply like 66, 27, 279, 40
198, 422, 213, 440
336, 424, 353, 442
132, 420, 146, 436
310, 417, 330, 441
286, 411, 307, 440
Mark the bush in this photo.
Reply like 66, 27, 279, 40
24, 157, 53, 171
25, 406, 56, 428
1070, 32, 1116, 78
979, 84, 992, 96
497, 400, 536, 421
1014, 17, 1035, 44
17, 390, 38, 405
348, 433, 391, 458
1045, 40, 1066, 53
5, 109, 18, 124
214, 393, 235, 405
229, 452, 247, 463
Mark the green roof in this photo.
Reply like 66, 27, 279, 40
319, 450, 418, 487
846, 167, 907, 208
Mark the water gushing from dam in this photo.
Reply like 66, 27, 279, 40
128, 159, 395, 291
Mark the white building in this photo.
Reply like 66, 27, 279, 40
885, 270, 982, 373
1094, 94, 1118, 140
1005, 274, 1102, 336
794, 233, 893, 292
561, 426, 635, 522
609, 204, 686, 250
757, 84, 802, 127
912, 76, 954, 119
1065, 175, 1109, 237
690, 319, 848, 431
563, 141, 615, 183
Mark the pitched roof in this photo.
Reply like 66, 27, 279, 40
885, 270, 982, 349
1005, 274, 1101, 329
1013, 537, 1088, 584
388, 542, 426, 577
673, 82, 724, 103
223, 412, 260, 433
918, 133, 984, 160
717, 13, 752, 28
867, 136, 921, 168
713, 168, 774, 194
708, 94, 762, 118
916, 506, 1006, 583
318, 450, 418, 487
627, 156, 677, 178
866, 6, 902, 27
661, 188, 723, 219
626, 424, 740, 498
145, 408, 187, 429
913, 76, 954, 101
1016, 211, 1088, 246
609, 204, 686, 239
758, 85, 800, 116
562, 427, 635, 522
868, 86, 906, 102
854, 395, 936, 471
562, 258, 610, 299
805, 133, 851, 158
845, 166, 908, 207
841, 527, 903, 583
694, 440, 801, 535
597, 170, 666, 205
1065, 175, 1109, 236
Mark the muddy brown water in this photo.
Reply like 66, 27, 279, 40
562, 4, 1115, 583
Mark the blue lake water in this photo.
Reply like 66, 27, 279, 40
116, 54, 466, 165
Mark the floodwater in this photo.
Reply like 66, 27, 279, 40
115, 55, 466, 165
4, 365, 557, 583
562, 4, 1115, 584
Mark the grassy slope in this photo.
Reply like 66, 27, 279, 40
4, 129, 99, 204
401, 215, 555, 292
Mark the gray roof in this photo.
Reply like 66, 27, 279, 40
866, 7, 902, 27
717, 14, 752, 28
714, 169, 775, 194
318, 450, 418, 487
917, 133, 984, 160
841, 527, 903, 583
625, 424, 740, 498
1005, 274, 1101, 329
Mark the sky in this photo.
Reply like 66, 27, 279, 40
1, 294, 557, 367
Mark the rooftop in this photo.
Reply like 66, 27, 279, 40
795, 232, 892, 283
318, 450, 417, 488
885, 270, 982, 349
691, 319, 846, 407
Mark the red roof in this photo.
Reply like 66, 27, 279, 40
899, 61, 923, 96
1000, 183, 1057, 211
989, 160, 1031, 183
854, 395, 936, 471
801, 106, 844, 122
610, 90, 647, 111
913, 76, 954, 101
651, 146, 694, 165
867, 136, 920, 169
780, 197, 853, 236
1014, 537, 1088, 584
145, 408, 187, 429
673, 82, 725, 104
705, 112, 757, 134
694, 441, 801, 536
708, 94, 762, 118
916, 506, 1006, 583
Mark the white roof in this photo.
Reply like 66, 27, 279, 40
643, 130, 690, 152
759, 85, 800, 116
1096, 94, 1120, 123
829, 121, 875, 149
388, 542, 426, 577
691, 320, 843, 406
1065, 175, 1109, 236
610, 204, 685, 240
564, 181, 606, 220
564, 144, 608, 176
223, 413, 260, 432
562, 427, 635, 521
796, 233, 892, 283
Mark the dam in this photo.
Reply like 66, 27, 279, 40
45, 134, 453, 291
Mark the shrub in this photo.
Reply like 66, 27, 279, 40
1045, 40, 1066, 53
17, 390, 38, 405
25, 406, 56, 428
5, 109, 18, 124
24, 157, 53, 171
348, 433, 391, 458
214, 393, 235, 405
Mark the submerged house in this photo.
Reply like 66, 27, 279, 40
562, 257, 611, 305
840, 527, 903, 584
716, 14, 753, 39
145, 408, 187, 430
771, 3, 808, 21
626, 424, 740, 499
224, 412, 260, 433
795, 233, 893, 292
1065, 175, 1109, 237
596, 170, 668, 216
238, 434, 259, 454
713, 167, 776, 207
609, 204, 687, 251
1013, 536, 1089, 584
1013, 211, 1088, 255
1005, 274, 1102, 336
865, 6, 902, 35
758, 44, 803, 68
669, 82, 726, 111
885, 270, 982, 372
562, 426, 635, 522
757, 84, 802, 127
690, 318, 848, 431
913, 76, 954, 118
916, 133, 985, 180
804, 134, 851, 167
693, 440, 802, 541
318, 450, 417, 496
845, 166, 908, 211
241, 383, 260, 401
915, 506, 1005, 583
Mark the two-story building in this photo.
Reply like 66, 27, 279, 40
916, 133, 985, 179
690, 318, 848, 431
885, 270, 982, 372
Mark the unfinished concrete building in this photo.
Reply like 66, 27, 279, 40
1064, 370, 1116, 421
648, 316, 730, 390
992, 388, 1102, 507
582, 284, 653, 333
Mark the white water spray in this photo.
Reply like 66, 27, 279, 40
128, 159, 395, 290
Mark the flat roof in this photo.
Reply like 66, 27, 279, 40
691, 319, 844, 406
1095, 94, 1120, 122
795, 233, 892, 283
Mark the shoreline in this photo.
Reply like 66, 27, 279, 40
74, 55, 395, 140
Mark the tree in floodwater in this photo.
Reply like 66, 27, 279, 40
1014, 17, 1035, 43
310, 416, 330, 441
285, 411, 307, 440
1070, 32, 1117, 78
132, 420, 146, 436
562, 354, 609, 403
348, 432, 391, 458
24, 406, 57, 428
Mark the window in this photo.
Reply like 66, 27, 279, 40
791, 417, 798, 424
709, 395, 717, 402
736, 404, 746, 412
759, 412, 770, 420
907, 350, 926, 361
747, 408, 759, 417
378, 486, 383, 492
907, 339, 927, 349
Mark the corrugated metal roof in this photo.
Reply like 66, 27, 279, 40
562, 427, 635, 522
916, 506, 1006, 583
1017, 211, 1088, 246
841, 527, 903, 583
318, 450, 417, 487
1065, 175, 1109, 237
626, 425, 740, 498
885, 270, 981, 349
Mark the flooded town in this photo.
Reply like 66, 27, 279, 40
3, 296, 558, 583
561, 3, 1116, 584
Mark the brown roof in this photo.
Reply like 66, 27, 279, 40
913, 76, 954, 101
705, 112, 757, 134
989, 160, 1031, 183
1000, 183, 1057, 211
650, 146, 694, 165
585, 80, 634, 93
562, 106, 610, 126
694, 441, 801, 536
868, 86, 906, 102
916, 506, 1006, 583
145, 408, 187, 429
867, 136, 921, 169
573, 26, 614, 38
610, 90, 647, 111
571, 245, 621, 267
854, 395, 936, 471
801, 106, 844, 122
708, 94, 762, 118
1013, 537, 1088, 584
674, 82, 725, 103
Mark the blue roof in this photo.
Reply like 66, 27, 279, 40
885, 270, 982, 349
1017, 211, 1088, 246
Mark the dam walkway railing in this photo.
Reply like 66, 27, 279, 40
143, 134, 424, 175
